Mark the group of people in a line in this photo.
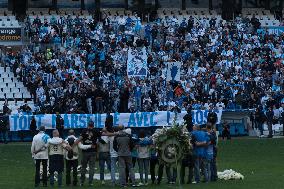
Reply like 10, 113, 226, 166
31, 119, 218, 187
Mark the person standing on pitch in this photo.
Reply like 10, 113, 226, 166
31, 126, 50, 188
113, 126, 136, 187
98, 129, 111, 185
47, 129, 70, 187
64, 129, 95, 187
78, 121, 102, 186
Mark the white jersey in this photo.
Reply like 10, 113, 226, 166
48, 137, 65, 156
31, 131, 50, 160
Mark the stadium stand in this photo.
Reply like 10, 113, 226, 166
0, 6, 283, 116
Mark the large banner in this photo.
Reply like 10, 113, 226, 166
166, 62, 181, 81
127, 47, 147, 78
10, 110, 222, 131
0, 27, 22, 41
257, 26, 284, 36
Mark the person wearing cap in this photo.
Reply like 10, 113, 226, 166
64, 129, 95, 187
31, 126, 50, 187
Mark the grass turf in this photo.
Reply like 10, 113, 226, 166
0, 138, 284, 189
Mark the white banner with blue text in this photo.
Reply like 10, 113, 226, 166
9, 110, 222, 131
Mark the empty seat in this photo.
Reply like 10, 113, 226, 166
14, 93, 22, 99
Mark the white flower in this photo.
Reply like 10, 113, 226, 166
218, 169, 244, 180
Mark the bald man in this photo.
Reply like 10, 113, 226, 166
47, 129, 70, 187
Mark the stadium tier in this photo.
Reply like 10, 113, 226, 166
0, 6, 282, 115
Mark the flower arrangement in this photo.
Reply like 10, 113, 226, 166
151, 121, 192, 165
218, 169, 244, 180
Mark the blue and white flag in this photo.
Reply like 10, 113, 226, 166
166, 62, 181, 81
127, 47, 147, 78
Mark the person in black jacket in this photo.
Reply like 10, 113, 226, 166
78, 121, 101, 186
105, 112, 114, 132
30, 116, 37, 138
183, 108, 193, 132
94, 86, 104, 113
222, 121, 231, 140
56, 112, 64, 138
266, 107, 274, 138
255, 108, 265, 136
0, 114, 8, 144
207, 107, 218, 129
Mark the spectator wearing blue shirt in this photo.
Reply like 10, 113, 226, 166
126, 15, 133, 27
206, 124, 218, 181
204, 123, 217, 182
191, 125, 207, 183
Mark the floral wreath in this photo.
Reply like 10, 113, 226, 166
152, 122, 192, 165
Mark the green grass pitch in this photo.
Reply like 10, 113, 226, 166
0, 138, 284, 189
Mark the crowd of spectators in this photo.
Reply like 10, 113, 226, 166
3, 12, 284, 115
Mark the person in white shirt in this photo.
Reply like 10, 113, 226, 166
118, 15, 126, 32
47, 130, 70, 187
216, 99, 225, 110
64, 130, 93, 187
31, 126, 50, 187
